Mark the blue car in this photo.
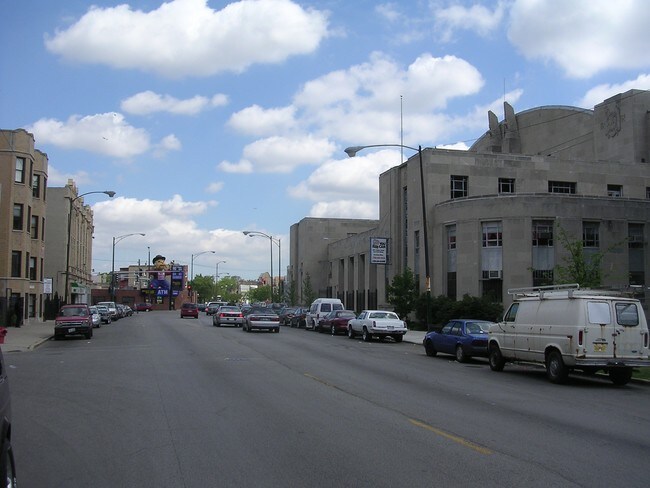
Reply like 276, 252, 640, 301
423, 319, 495, 362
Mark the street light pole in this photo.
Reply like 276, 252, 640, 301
243, 230, 275, 302
111, 233, 145, 302
344, 144, 431, 326
65, 189, 116, 304
190, 250, 216, 283
215, 260, 226, 299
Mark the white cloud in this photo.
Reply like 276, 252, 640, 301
205, 181, 225, 193
576, 74, 650, 108
153, 134, 182, 158
508, 0, 650, 78
121, 90, 229, 115
44, 0, 330, 78
309, 200, 378, 219
26, 112, 150, 158
241, 135, 336, 173
435, 1, 506, 42
228, 105, 296, 136
218, 159, 254, 174
46, 165, 92, 186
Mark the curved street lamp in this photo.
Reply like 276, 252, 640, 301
243, 230, 280, 302
64, 190, 116, 304
111, 233, 145, 302
344, 144, 431, 325
190, 250, 216, 283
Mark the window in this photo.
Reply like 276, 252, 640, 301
29, 257, 37, 280
583, 222, 600, 248
607, 184, 623, 197
629, 223, 645, 285
498, 178, 515, 194
451, 175, 468, 199
14, 157, 25, 183
32, 175, 40, 198
646, 187, 650, 199
482, 221, 502, 247
11, 251, 21, 278
628, 224, 644, 248
447, 226, 456, 250
41, 217, 46, 241
532, 220, 553, 246
548, 181, 576, 194
30, 215, 38, 239
13, 203, 23, 230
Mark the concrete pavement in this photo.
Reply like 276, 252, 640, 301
0, 320, 427, 353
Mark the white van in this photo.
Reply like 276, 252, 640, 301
306, 298, 344, 331
488, 284, 649, 385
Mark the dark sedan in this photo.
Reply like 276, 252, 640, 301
289, 308, 308, 328
423, 319, 494, 362
320, 310, 356, 335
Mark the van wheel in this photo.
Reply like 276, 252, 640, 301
488, 344, 505, 371
609, 368, 632, 386
455, 345, 467, 363
546, 351, 568, 384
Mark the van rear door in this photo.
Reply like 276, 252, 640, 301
612, 301, 648, 359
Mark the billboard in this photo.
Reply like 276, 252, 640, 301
370, 237, 389, 264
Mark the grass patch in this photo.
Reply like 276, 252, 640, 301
633, 367, 650, 381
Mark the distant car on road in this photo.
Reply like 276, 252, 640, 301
55, 304, 93, 340
243, 307, 280, 333
134, 303, 152, 312
423, 319, 494, 362
180, 303, 199, 319
320, 310, 356, 335
88, 306, 102, 328
213, 306, 244, 327
347, 310, 407, 342
289, 308, 308, 328
95, 305, 112, 324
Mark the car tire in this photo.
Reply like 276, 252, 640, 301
455, 345, 467, 363
347, 326, 355, 339
546, 350, 568, 384
609, 367, 632, 386
362, 328, 372, 342
424, 340, 437, 357
331, 325, 336, 335
488, 344, 505, 371
0, 439, 16, 488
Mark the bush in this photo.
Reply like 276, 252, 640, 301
415, 293, 503, 330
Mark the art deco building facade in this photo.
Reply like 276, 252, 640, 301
0, 129, 48, 325
290, 89, 650, 312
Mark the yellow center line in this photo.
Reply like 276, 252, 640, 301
409, 418, 493, 455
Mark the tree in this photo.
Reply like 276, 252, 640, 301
302, 273, 316, 307
248, 285, 271, 304
286, 278, 297, 306
386, 268, 417, 319
554, 224, 623, 287
191, 274, 215, 303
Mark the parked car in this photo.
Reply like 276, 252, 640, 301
347, 310, 407, 342
243, 307, 280, 333
289, 308, 308, 328
198, 303, 207, 312
180, 303, 199, 319
122, 305, 133, 316
97, 301, 119, 320
88, 306, 102, 328
306, 298, 344, 331
278, 307, 299, 326
320, 310, 356, 335
213, 306, 244, 327
54, 304, 93, 340
95, 304, 112, 324
423, 319, 494, 362
134, 303, 152, 312
0, 348, 16, 486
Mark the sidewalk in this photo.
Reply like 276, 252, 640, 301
0, 323, 426, 353
0, 323, 53, 353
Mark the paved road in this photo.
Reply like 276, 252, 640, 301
6, 311, 650, 487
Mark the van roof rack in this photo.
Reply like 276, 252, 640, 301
508, 283, 580, 299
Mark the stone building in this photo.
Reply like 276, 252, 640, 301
0, 129, 48, 325
290, 89, 650, 313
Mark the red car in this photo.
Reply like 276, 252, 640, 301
134, 303, 152, 312
180, 303, 199, 319
54, 304, 93, 340
320, 310, 356, 335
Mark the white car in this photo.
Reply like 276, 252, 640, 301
347, 310, 407, 342
88, 306, 102, 328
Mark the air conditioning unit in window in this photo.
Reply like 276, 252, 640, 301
482, 270, 503, 279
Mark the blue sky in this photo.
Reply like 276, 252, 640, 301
3, 0, 650, 280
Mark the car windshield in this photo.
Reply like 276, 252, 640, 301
220, 307, 240, 313
250, 308, 277, 315
61, 307, 87, 317
369, 312, 398, 320
339, 311, 356, 318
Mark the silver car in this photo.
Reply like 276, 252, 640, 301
88, 306, 102, 328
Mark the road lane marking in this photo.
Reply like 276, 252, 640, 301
408, 418, 493, 455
